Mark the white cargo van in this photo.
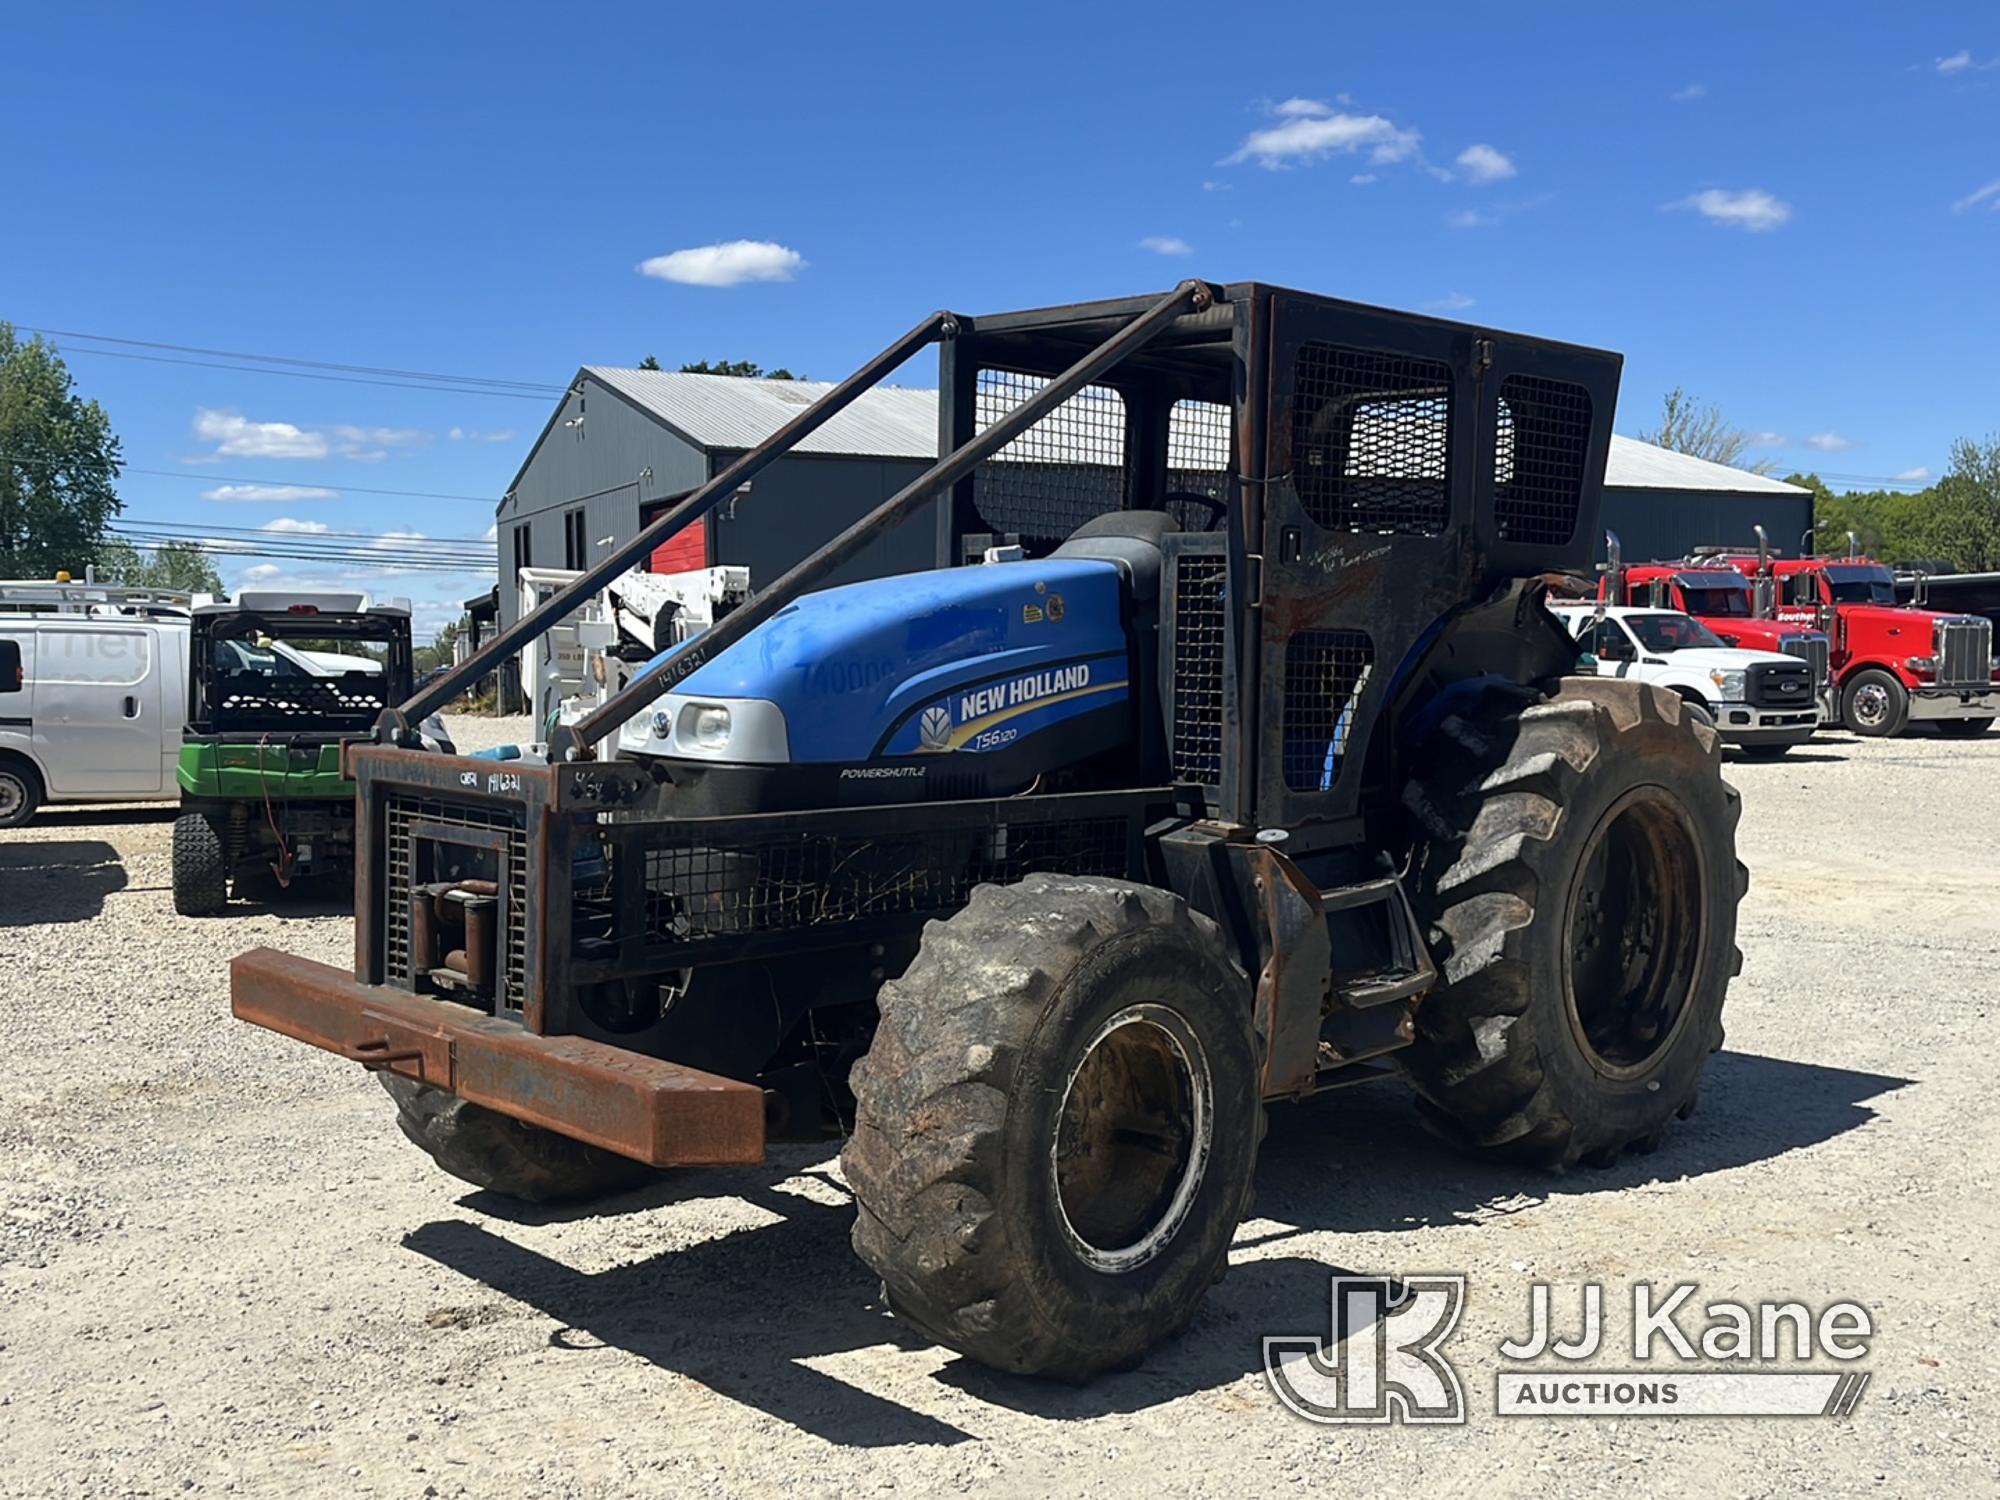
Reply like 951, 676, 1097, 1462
0, 582, 195, 826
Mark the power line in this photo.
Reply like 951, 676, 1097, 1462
0, 444, 500, 504
109, 523, 487, 559
16, 325, 566, 394
33, 344, 559, 401
108, 517, 490, 545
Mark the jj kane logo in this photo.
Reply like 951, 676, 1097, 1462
1265, 1278, 1874, 1424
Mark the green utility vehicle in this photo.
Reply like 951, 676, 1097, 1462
173, 591, 438, 915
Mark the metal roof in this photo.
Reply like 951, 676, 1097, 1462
586, 368, 937, 460
1604, 435, 1807, 496
580, 369, 1807, 497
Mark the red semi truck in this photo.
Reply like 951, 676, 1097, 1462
1598, 530, 1833, 709
1712, 540, 1999, 737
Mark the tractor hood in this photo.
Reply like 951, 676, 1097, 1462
616, 558, 1135, 766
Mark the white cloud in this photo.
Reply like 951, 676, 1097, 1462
193, 408, 327, 460
1426, 291, 1476, 311
1672, 83, 1707, 101
1668, 188, 1793, 232
1805, 432, 1857, 452
1138, 235, 1193, 256
637, 240, 806, 287
1894, 466, 1932, 482
329, 423, 429, 463
260, 517, 331, 535
482, 522, 498, 542
1747, 431, 1789, 446
1952, 179, 2000, 213
1226, 111, 1420, 169
1447, 208, 1497, 230
1272, 97, 1334, 117
202, 483, 338, 503
240, 563, 283, 582
1349, 172, 1377, 185
1455, 144, 1516, 184
449, 426, 516, 443
1938, 50, 1973, 74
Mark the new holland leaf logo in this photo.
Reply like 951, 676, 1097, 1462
918, 705, 953, 752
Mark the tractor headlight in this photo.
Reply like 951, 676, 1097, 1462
682, 703, 733, 750
1709, 668, 1746, 700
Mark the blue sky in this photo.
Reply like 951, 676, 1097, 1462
4, 3, 1997, 635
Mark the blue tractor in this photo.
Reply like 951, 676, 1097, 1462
232, 283, 1743, 1380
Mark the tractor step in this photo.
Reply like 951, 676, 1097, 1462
1317, 871, 1437, 1011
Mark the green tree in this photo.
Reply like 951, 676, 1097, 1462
414, 613, 469, 673
0, 323, 124, 577
677, 359, 800, 380
638, 355, 662, 371
1636, 387, 1776, 475
96, 537, 224, 593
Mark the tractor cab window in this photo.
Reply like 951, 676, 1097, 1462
1786, 573, 1822, 607
1823, 565, 1897, 605
1626, 613, 1723, 654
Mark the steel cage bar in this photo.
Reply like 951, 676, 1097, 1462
378, 309, 954, 737
555, 279, 1218, 759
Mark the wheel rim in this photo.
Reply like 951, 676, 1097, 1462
1851, 682, 1890, 728
1563, 788, 1706, 1080
0, 774, 21, 821
1050, 1004, 1213, 1274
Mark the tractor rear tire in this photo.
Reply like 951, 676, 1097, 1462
1400, 677, 1742, 1169
842, 874, 1261, 1381
377, 1074, 657, 1203
1841, 668, 1909, 737
172, 813, 229, 916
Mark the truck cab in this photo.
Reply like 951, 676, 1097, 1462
1727, 553, 1999, 737
1600, 558, 1832, 709
1553, 603, 1822, 755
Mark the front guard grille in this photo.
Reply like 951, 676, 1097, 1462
384, 794, 530, 1014
629, 816, 1133, 948
1780, 633, 1831, 694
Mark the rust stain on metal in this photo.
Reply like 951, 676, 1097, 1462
230, 947, 765, 1168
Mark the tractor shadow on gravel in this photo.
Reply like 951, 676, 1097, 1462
0, 839, 128, 925
402, 1050, 1907, 1439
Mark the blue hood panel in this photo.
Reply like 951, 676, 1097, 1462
667, 559, 1131, 763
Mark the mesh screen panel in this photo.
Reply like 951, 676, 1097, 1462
1281, 631, 1374, 791
1494, 375, 1593, 546
972, 371, 1127, 551
635, 818, 1131, 944
1164, 399, 1232, 531
383, 795, 529, 1013
1291, 344, 1451, 534
215, 672, 390, 732
1169, 553, 1227, 784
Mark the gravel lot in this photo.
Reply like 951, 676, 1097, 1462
1, 713, 1994, 1497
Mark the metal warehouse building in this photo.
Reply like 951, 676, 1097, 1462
494, 370, 1813, 626
1596, 437, 1811, 565
493, 369, 941, 633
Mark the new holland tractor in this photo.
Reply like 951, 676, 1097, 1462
231, 282, 1743, 1381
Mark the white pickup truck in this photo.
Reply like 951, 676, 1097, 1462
1553, 604, 1823, 756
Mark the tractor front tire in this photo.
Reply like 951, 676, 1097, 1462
1401, 678, 1742, 1169
1841, 668, 1910, 737
843, 874, 1261, 1381
377, 1074, 657, 1203
172, 813, 229, 916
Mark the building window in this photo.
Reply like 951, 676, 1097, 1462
510, 523, 532, 578
563, 508, 588, 570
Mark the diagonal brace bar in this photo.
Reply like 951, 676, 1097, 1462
378, 309, 954, 738
554, 279, 1218, 760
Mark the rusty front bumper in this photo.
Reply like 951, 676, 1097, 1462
231, 947, 765, 1167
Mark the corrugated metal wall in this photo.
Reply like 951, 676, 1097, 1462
1596, 489, 1814, 565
